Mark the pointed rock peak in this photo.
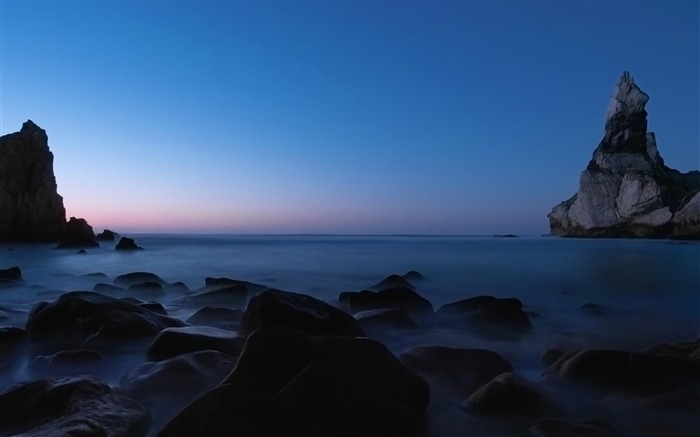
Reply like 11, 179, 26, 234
606, 71, 649, 120
21, 119, 43, 133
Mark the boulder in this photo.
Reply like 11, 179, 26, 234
55, 216, 99, 248
0, 120, 66, 242
548, 349, 700, 394
462, 372, 564, 417
121, 350, 236, 430
165, 281, 190, 293
400, 345, 513, 392
204, 277, 269, 294
93, 282, 125, 293
238, 289, 364, 337
114, 271, 167, 288
116, 236, 144, 250
548, 72, 700, 237
147, 326, 245, 361
25, 291, 187, 353
157, 327, 429, 436
0, 266, 22, 284
369, 274, 416, 291
157, 362, 421, 437
96, 229, 118, 241
31, 349, 103, 375
403, 270, 424, 281
186, 306, 242, 329
338, 287, 434, 322
0, 376, 150, 437
81, 272, 109, 280
127, 281, 166, 296
436, 295, 533, 334
580, 302, 606, 316
139, 301, 167, 315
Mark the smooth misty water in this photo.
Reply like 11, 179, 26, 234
1, 235, 699, 435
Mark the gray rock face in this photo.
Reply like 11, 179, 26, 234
0, 120, 66, 242
548, 72, 700, 237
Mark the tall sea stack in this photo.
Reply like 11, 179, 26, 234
0, 120, 67, 242
548, 72, 700, 238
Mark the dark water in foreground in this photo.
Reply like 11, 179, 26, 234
1, 235, 699, 435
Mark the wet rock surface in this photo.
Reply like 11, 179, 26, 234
147, 325, 245, 361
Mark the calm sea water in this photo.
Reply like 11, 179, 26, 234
1, 235, 699, 434
2, 234, 698, 344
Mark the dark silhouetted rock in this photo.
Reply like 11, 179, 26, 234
493, 234, 518, 238
127, 281, 165, 296
238, 289, 364, 337
122, 350, 236, 431
530, 418, 618, 437
25, 291, 187, 354
31, 349, 103, 375
139, 301, 167, 315
369, 274, 416, 291
157, 327, 428, 436
462, 372, 564, 417
186, 306, 242, 329
165, 281, 190, 293
96, 229, 118, 241
116, 236, 143, 251
114, 271, 167, 288
541, 348, 567, 366
548, 72, 700, 237
204, 277, 269, 294
148, 326, 245, 361
0, 376, 150, 437
548, 349, 700, 394
403, 270, 424, 281
437, 295, 532, 334
339, 287, 434, 322
0, 266, 22, 284
55, 216, 99, 249
0, 326, 25, 357
355, 307, 419, 334
400, 345, 513, 393
93, 282, 125, 293
82, 272, 108, 280
580, 302, 606, 316
77, 249, 87, 254
0, 120, 66, 242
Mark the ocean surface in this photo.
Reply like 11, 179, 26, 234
1, 235, 699, 434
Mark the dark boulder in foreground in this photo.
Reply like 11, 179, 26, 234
463, 372, 564, 417
548, 349, 700, 394
147, 326, 245, 361
116, 236, 144, 250
0, 266, 22, 284
239, 289, 365, 337
0, 376, 150, 437
114, 271, 167, 288
157, 327, 428, 437
400, 346, 513, 393
55, 216, 99, 249
96, 228, 118, 241
121, 350, 236, 431
437, 295, 532, 334
0, 120, 67, 242
339, 287, 434, 322
548, 72, 700, 238
25, 291, 187, 353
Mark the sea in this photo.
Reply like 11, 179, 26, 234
1, 234, 699, 434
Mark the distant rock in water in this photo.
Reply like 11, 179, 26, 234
96, 229, 118, 241
0, 120, 66, 242
116, 237, 143, 251
0, 266, 23, 284
548, 72, 700, 238
55, 217, 99, 249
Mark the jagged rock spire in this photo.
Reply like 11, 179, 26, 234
600, 71, 651, 153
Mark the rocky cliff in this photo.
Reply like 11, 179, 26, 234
548, 72, 700, 238
0, 120, 67, 242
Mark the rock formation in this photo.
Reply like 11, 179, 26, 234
0, 120, 66, 241
548, 72, 700, 238
55, 217, 99, 249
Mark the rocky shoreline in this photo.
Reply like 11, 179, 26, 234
1, 266, 698, 437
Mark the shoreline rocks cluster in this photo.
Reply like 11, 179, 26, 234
549, 72, 700, 238
1, 269, 698, 436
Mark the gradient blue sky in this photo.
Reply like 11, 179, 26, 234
1, 1, 698, 234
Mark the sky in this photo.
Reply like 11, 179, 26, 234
1, 1, 698, 235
